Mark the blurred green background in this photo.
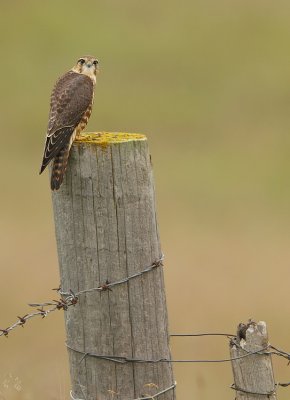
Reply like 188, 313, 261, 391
1, 0, 290, 398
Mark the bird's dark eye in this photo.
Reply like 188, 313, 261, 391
78, 59, 85, 65
93, 60, 99, 66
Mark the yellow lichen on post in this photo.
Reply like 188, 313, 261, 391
74, 132, 147, 146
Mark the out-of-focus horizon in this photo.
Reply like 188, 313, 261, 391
1, 1, 290, 399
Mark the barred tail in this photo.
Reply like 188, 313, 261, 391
50, 144, 70, 191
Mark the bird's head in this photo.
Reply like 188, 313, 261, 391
72, 55, 99, 82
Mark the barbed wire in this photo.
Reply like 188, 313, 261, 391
0, 256, 164, 338
2, 265, 290, 368
0, 307, 58, 338
0, 255, 237, 341
59, 255, 164, 299
2, 245, 290, 400
2, 255, 290, 394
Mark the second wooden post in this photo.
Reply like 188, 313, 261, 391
230, 320, 276, 400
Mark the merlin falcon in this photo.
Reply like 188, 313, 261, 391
39, 55, 99, 190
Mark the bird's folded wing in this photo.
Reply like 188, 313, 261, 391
40, 71, 94, 173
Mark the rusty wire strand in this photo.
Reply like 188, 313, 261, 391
66, 343, 270, 364
269, 344, 290, 361
231, 342, 290, 363
277, 382, 290, 388
231, 380, 290, 396
170, 333, 235, 337
230, 383, 276, 396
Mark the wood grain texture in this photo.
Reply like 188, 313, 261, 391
230, 321, 276, 400
51, 134, 175, 400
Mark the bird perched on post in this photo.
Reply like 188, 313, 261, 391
39, 55, 99, 190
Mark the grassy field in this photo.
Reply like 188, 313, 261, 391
1, 1, 290, 398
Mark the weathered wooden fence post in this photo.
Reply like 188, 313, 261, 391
51, 132, 176, 400
230, 320, 276, 399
